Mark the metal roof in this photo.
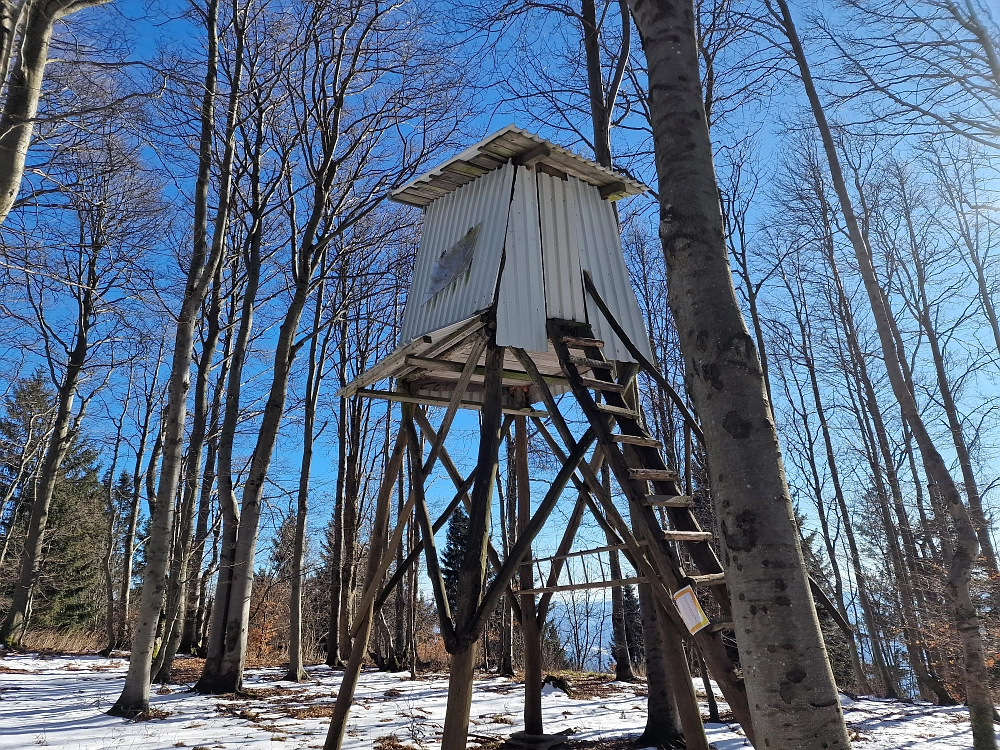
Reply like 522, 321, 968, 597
391, 125, 648, 208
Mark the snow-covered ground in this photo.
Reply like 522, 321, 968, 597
0, 653, 992, 749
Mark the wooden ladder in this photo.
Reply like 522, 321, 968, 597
548, 319, 751, 726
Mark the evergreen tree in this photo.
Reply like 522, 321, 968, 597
441, 506, 469, 613
618, 584, 643, 667
0, 374, 105, 632
540, 621, 568, 671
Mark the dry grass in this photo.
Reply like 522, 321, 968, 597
280, 704, 339, 720
373, 734, 412, 750
21, 629, 106, 653
127, 707, 172, 721
163, 657, 205, 685
0, 663, 34, 674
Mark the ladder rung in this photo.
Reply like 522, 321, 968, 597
560, 336, 604, 349
596, 403, 639, 419
568, 356, 613, 369
661, 530, 714, 542
611, 434, 661, 448
628, 468, 680, 482
640, 494, 695, 507
688, 573, 727, 586
709, 620, 734, 633
580, 377, 626, 393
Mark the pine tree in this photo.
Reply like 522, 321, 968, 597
620, 584, 643, 666
0, 374, 104, 633
441, 506, 469, 613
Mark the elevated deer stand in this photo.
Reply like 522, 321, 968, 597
321, 127, 756, 750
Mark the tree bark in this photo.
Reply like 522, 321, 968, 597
1, 257, 95, 646
516, 408, 542, 736
440, 338, 505, 750
771, 1, 996, 744
0, 0, 110, 225
286, 276, 331, 681
111, 0, 234, 714
626, 0, 849, 745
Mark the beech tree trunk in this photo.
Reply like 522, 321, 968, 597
770, 1, 996, 744
1, 258, 96, 646
625, 0, 849, 745
0, 0, 111, 224
110, 0, 235, 715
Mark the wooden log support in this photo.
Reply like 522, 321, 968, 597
641, 494, 695, 507
595, 403, 641, 419
516, 396, 543, 736
519, 577, 648, 596
515, 345, 755, 744
611, 433, 662, 447
323, 429, 407, 750
627, 468, 680, 482
356, 388, 547, 417
580, 377, 626, 393
402, 406, 457, 651
413, 411, 523, 622
567, 355, 613, 369
661, 530, 714, 542
469, 427, 597, 638
441, 337, 506, 750
403, 355, 569, 389
560, 335, 604, 348
535, 494, 587, 623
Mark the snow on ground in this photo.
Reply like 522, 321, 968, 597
0, 653, 993, 749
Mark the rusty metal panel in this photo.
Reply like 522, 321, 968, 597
538, 170, 588, 323
574, 177, 654, 364
400, 162, 515, 343
496, 166, 548, 353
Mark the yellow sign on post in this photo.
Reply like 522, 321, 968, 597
672, 585, 710, 634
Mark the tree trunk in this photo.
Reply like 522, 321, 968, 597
111, 0, 234, 714
1, 270, 94, 646
0, 0, 110, 225
202, 276, 313, 693
895, 175, 997, 572
636, 583, 681, 746
771, 1, 996, 744
287, 279, 331, 682
626, 0, 849, 745
327, 390, 347, 667
119, 356, 163, 647
440, 339, 504, 750
154, 274, 224, 683
515, 409, 542, 736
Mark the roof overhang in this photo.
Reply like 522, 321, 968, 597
390, 125, 648, 208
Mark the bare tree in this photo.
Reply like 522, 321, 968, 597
765, 1, 996, 744
0, 0, 115, 224
623, 0, 850, 746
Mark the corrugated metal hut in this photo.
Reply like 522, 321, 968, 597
340, 125, 652, 409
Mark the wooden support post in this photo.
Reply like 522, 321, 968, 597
413, 410, 524, 624
536, 495, 586, 623
441, 337, 506, 750
324, 428, 407, 750
524, 405, 755, 744
373, 416, 516, 614
403, 404, 457, 650
516, 395, 543, 735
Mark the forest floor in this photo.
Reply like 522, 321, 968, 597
0, 652, 990, 749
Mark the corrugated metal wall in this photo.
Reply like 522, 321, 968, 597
538, 170, 588, 323
496, 166, 548, 353
400, 162, 515, 343
400, 162, 652, 367
575, 177, 655, 363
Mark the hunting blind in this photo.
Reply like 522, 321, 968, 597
323, 126, 761, 750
